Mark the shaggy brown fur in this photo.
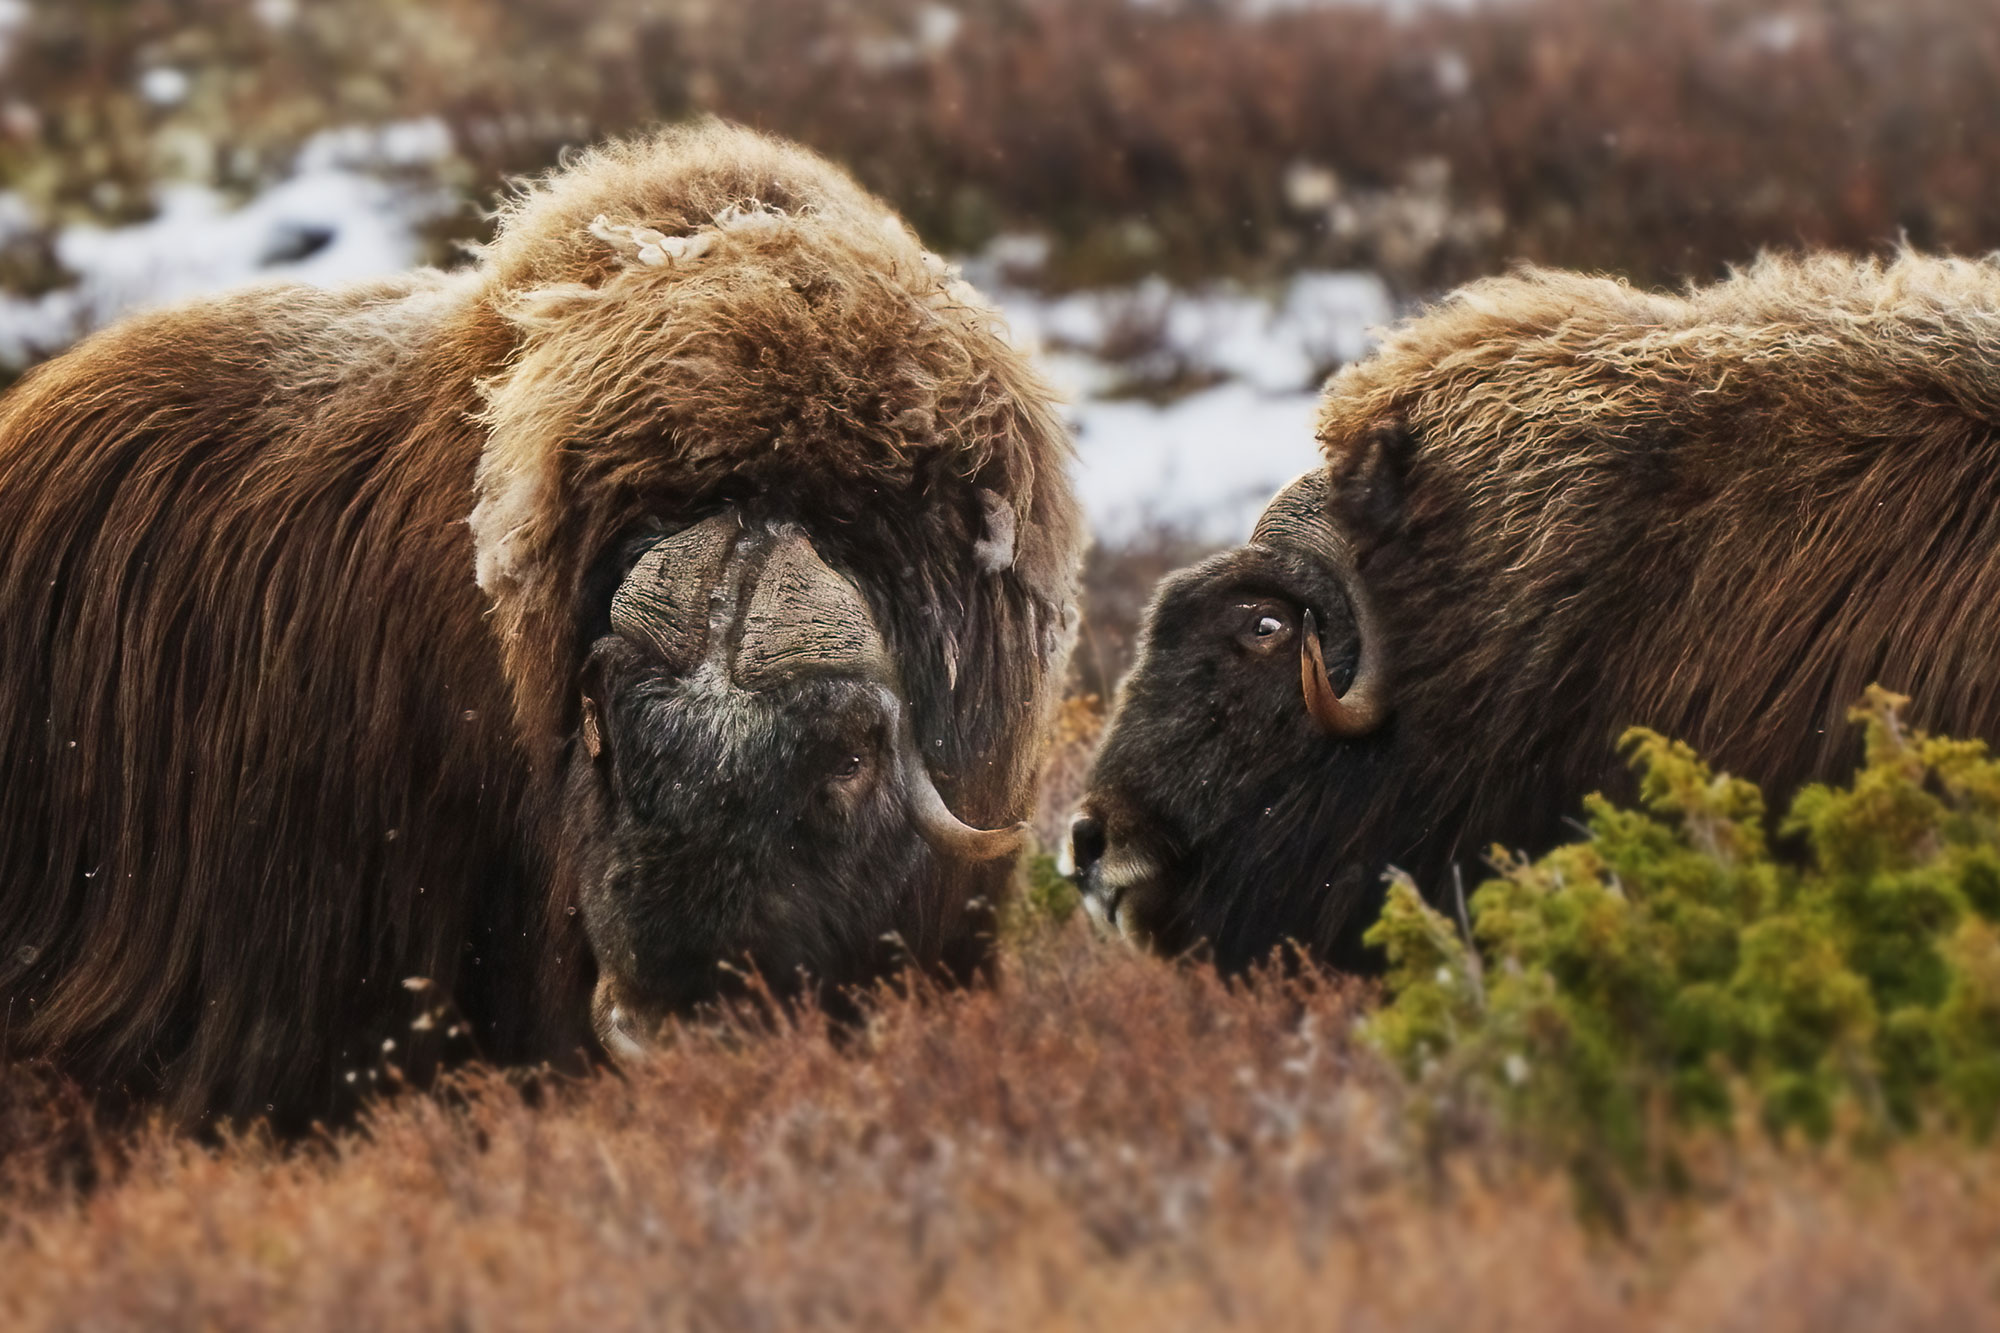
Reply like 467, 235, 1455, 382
0, 122, 1081, 1126
1081, 253, 2000, 967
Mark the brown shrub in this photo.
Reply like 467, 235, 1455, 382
1070, 530, 1219, 703
1029, 532, 1220, 847
1031, 692, 1106, 852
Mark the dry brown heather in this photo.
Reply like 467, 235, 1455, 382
2, 924, 1998, 1330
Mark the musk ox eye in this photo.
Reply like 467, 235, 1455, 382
1232, 601, 1295, 655
833, 753, 865, 781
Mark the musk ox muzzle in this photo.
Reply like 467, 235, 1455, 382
582, 511, 1023, 1056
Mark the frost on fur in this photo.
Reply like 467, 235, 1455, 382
974, 489, 1018, 574
583, 201, 798, 272
712, 201, 786, 238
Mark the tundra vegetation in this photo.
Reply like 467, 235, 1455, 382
8, 0, 2000, 1322
1371, 688, 2000, 1213
4, 693, 2000, 1326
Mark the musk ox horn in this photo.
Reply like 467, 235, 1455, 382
734, 529, 1026, 861
892, 693, 1029, 862
1253, 472, 1391, 738
610, 514, 740, 669
733, 528, 895, 689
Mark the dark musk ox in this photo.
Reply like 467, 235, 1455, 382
0, 123, 1082, 1127
1076, 254, 2000, 971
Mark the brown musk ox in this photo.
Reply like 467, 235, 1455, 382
1075, 253, 2000, 971
0, 122, 1083, 1128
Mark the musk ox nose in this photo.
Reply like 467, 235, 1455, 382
1070, 814, 1107, 880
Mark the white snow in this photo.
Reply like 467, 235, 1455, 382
138, 67, 190, 108
1065, 380, 1329, 546
0, 121, 455, 368
0, 0, 23, 65
976, 260, 1393, 544
296, 117, 454, 173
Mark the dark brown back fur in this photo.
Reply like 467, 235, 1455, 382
0, 279, 551, 1125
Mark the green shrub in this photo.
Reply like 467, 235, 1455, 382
1367, 687, 2000, 1184
1000, 851, 1082, 943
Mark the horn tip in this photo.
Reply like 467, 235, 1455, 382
987, 822, 1032, 860
962, 821, 1030, 863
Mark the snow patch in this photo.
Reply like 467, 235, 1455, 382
296, 118, 455, 173
0, 121, 456, 368
138, 67, 190, 108
1068, 382, 1329, 546
978, 264, 1393, 544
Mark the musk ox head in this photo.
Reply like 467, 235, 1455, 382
574, 510, 1028, 1056
467, 123, 1083, 1053
1074, 468, 1393, 969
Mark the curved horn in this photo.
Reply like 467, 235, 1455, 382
726, 530, 1022, 859
1301, 610, 1383, 738
610, 514, 739, 669
1253, 471, 1392, 737
893, 695, 1028, 863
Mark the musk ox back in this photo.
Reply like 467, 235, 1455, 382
1077, 253, 2000, 969
0, 123, 1082, 1127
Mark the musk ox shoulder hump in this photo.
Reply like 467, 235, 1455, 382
1317, 251, 2000, 465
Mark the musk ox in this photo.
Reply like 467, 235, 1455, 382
0, 123, 1082, 1126
1076, 253, 2000, 970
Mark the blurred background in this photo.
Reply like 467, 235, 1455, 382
1, 0, 1992, 723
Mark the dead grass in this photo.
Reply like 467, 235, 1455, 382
2, 923, 1997, 1330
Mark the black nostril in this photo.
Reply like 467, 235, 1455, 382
1071, 815, 1107, 877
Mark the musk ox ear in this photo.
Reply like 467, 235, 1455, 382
1323, 418, 1413, 561
576, 636, 646, 764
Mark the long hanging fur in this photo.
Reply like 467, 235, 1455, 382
0, 122, 1082, 1127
